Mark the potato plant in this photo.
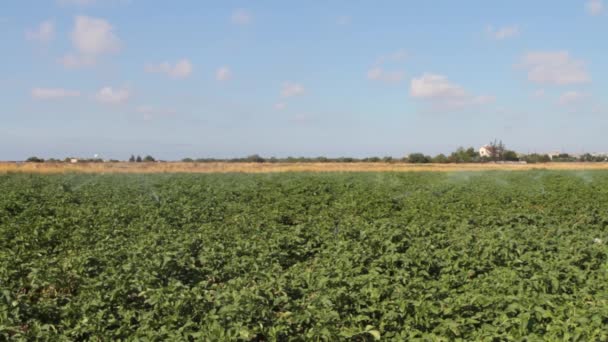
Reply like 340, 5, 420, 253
1, 172, 607, 340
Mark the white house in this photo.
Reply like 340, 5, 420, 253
547, 151, 561, 160
479, 145, 493, 158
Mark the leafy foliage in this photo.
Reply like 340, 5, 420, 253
1, 172, 607, 340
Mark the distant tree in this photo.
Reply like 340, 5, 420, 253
245, 154, 265, 163
522, 154, 551, 163
407, 153, 431, 163
488, 140, 506, 161
449, 147, 478, 163
578, 153, 607, 162
503, 150, 519, 161
129, 155, 136, 162
26, 156, 44, 163
182, 158, 194, 162
382, 156, 394, 163
136, 155, 143, 163
432, 154, 449, 163
143, 155, 156, 162
551, 153, 578, 162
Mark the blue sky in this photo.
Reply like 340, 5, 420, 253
1, 0, 607, 160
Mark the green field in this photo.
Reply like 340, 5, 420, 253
1, 172, 607, 340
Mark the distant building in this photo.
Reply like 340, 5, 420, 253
547, 152, 561, 160
479, 145, 493, 158
70, 158, 79, 164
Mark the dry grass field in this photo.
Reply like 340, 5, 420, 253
2, 161, 608, 173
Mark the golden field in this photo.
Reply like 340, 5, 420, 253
2, 161, 608, 173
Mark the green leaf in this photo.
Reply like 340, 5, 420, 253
368, 330, 381, 340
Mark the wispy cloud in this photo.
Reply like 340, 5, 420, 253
367, 67, 405, 83
136, 105, 177, 120
25, 20, 55, 44
531, 89, 545, 98
215, 66, 232, 81
486, 25, 520, 40
375, 49, 408, 65
57, 0, 97, 5
31, 88, 80, 100
368, 49, 408, 84
56, 0, 131, 6
518, 51, 590, 85
145, 59, 193, 79
558, 91, 589, 106
289, 114, 314, 124
336, 15, 351, 25
61, 54, 96, 68
274, 102, 287, 110
586, 0, 604, 15
231, 9, 252, 25
95, 86, 130, 104
281, 82, 305, 98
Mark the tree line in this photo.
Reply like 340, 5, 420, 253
23, 142, 608, 164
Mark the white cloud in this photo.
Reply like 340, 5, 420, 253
410, 74, 466, 99
145, 59, 193, 79
558, 91, 588, 105
586, 0, 604, 15
31, 88, 80, 100
281, 82, 305, 98
410, 73, 494, 109
519, 51, 590, 85
61, 16, 121, 68
95, 86, 130, 104
274, 102, 287, 110
215, 66, 232, 81
71, 16, 120, 55
367, 67, 405, 83
486, 25, 520, 40
231, 9, 252, 25
25, 20, 55, 44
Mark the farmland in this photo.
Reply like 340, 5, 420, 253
1, 172, 607, 340
4, 161, 608, 174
